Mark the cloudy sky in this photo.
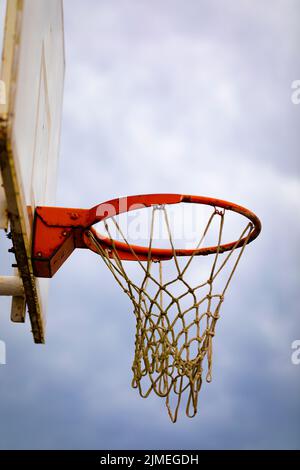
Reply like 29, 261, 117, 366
0, 0, 300, 449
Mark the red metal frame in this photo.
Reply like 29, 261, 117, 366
32, 194, 262, 277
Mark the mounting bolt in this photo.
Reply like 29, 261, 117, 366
70, 212, 79, 220
37, 252, 42, 257
62, 231, 68, 237
6, 232, 12, 240
8, 247, 15, 253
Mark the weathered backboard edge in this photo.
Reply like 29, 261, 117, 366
0, 0, 44, 342
0, 0, 65, 343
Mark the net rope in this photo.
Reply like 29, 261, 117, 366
86, 205, 253, 422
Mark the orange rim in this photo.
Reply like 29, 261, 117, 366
84, 194, 262, 261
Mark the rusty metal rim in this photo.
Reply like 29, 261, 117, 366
84, 194, 262, 260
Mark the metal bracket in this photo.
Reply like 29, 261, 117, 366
32, 206, 91, 277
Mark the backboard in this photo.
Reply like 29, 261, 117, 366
0, 0, 65, 343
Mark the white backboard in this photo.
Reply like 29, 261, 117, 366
0, 0, 65, 343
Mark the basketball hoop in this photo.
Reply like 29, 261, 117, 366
32, 194, 261, 422
83, 194, 261, 260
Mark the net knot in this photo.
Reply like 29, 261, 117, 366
214, 207, 225, 216
206, 329, 215, 337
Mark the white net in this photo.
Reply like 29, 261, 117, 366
86, 205, 253, 422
